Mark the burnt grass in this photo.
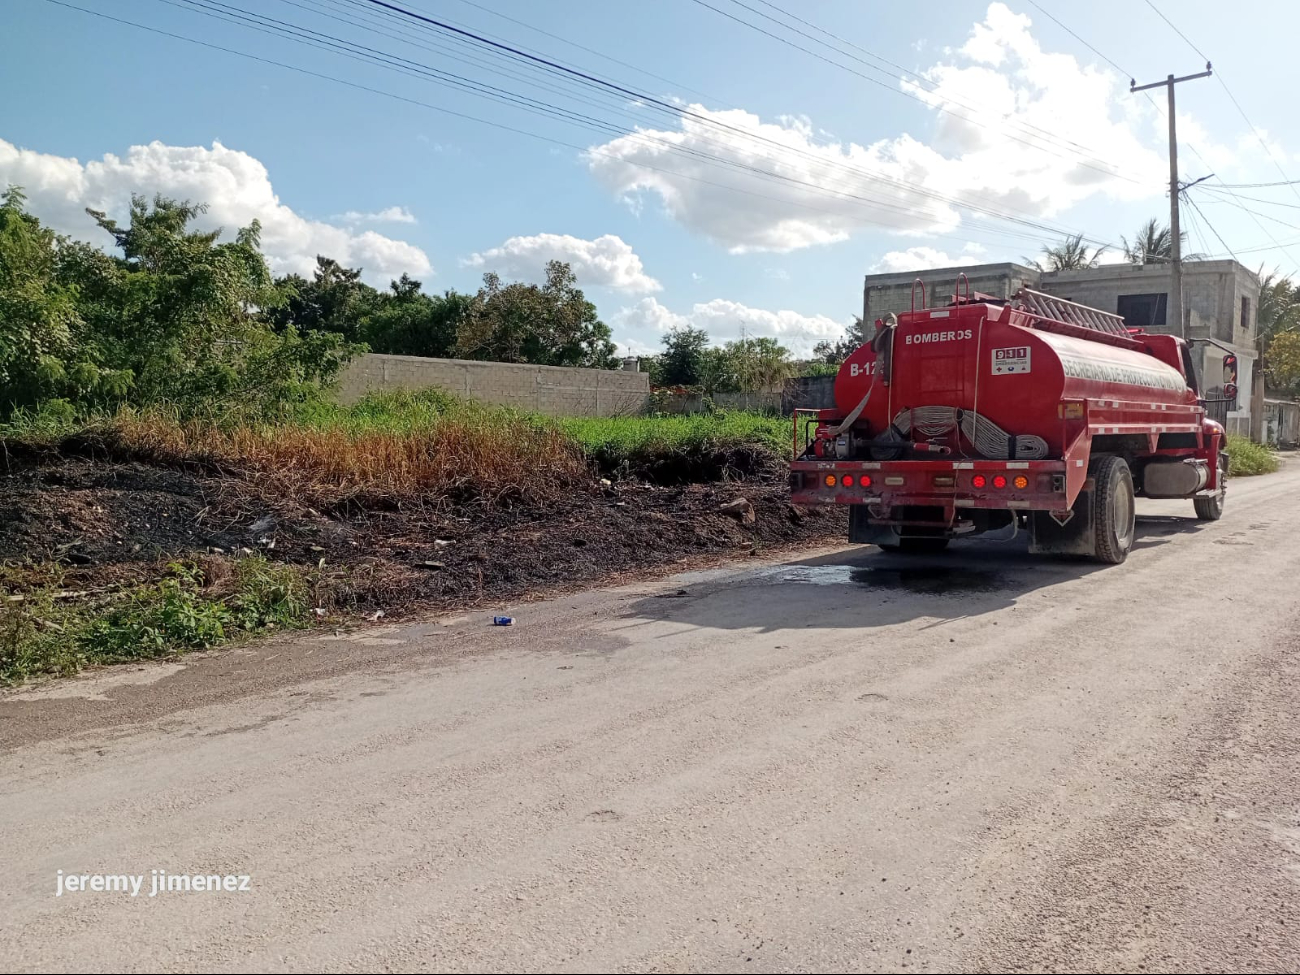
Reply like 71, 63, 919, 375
0, 456, 847, 617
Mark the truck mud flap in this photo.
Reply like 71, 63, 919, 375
1028, 489, 1096, 557
849, 504, 898, 545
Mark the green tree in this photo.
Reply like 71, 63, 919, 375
1265, 330, 1300, 393
267, 257, 381, 342
726, 336, 795, 390
456, 261, 618, 368
812, 315, 867, 364
655, 326, 709, 387
1121, 218, 1202, 265
697, 345, 740, 396
1, 189, 359, 418
0, 187, 84, 409
1256, 268, 1300, 394
1027, 233, 1107, 271
359, 275, 469, 358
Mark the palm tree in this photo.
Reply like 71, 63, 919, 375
1122, 218, 1202, 265
1252, 267, 1300, 394
1026, 233, 1106, 272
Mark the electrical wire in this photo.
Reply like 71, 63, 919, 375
37, 0, 1081, 260
690, 0, 1145, 185
136, 0, 1134, 252
353, 0, 1128, 246
1143, 0, 1300, 213
1028, 1, 1300, 274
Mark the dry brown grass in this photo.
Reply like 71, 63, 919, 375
92, 408, 591, 510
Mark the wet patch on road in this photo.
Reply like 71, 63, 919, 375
768, 563, 1009, 595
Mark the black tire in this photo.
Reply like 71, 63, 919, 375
1090, 455, 1136, 565
879, 537, 950, 554
1194, 454, 1228, 521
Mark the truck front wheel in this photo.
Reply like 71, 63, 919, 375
1193, 455, 1228, 521
1090, 455, 1136, 564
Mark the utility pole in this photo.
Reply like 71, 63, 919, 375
1131, 64, 1212, 341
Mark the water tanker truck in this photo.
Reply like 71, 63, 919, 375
789, 277, 1228, 564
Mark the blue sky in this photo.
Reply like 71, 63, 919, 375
5, 0, 1298, 355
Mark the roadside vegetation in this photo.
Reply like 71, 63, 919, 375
1, 557, 308, 685
1226, 432, 1279, 476
0, 392, 806, 686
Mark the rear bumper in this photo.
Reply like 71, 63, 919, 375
789, 458, 1073, 520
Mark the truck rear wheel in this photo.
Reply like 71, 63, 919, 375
1090, 455, 1135, 564
1194, 455, 1228, 521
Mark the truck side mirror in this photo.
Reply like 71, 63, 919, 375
1224, 382, 1238, 406
1222, 354, 1238, 386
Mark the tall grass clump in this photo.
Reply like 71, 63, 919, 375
73, 390, 591, 509
562, 410, 790, 482
1226, 432, 1279, 476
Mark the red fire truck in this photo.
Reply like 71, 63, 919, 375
789, 278, 1228, 564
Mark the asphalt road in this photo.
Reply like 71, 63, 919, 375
3, 464, 1299, 974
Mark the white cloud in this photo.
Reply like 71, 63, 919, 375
339, 205, 417, 225
0, 138, 431, 284
463, 232, 661, 293
611, 296, 848, 357
586, 3, 1200, 254
872, 243, 988, 273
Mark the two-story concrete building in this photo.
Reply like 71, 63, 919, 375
861, 259, 1259, 434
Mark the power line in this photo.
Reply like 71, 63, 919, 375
441, 0, 736, 108
354, 0, 1128, 247
1183, 194, 1240, 263
1191, 194, 1300, 234
732, 0, 1112, 160
1024, 0, 1131, 81
1197, 187, 1300, 210
1141, 0, 1210, 62
36, 0, 1076, 260
171, 0, 1107, 246
1143, 0, 1300, 213
1214, 179, 1300, 189
689, 0, 1145, 186
1029, 1, 1300, 275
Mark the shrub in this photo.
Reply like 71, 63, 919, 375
0, 556, 312, 685
1226, 432, 1278, 477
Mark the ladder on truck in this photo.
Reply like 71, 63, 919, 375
1015, 289, 1129, 335
1012, 288, 1139, 349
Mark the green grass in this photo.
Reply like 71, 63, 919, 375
2, 390, 795, 494
0, 556, 309, 685
1226, 432, 1279, 477
560, 410, 790, 481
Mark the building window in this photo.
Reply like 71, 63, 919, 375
1241, 294, 1251, 330
1117, 293, 1168, 328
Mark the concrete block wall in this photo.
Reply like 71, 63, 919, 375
336, 353, 650, 416
1040, 260, 1259, 347
864, 263, 1040, 323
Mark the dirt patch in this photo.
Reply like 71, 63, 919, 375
0, 457, 847, 616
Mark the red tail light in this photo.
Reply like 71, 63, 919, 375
992, 474, 1008, 489
842, 474, 855, 487
972, 474, 987, 489
860, 474, 872, 488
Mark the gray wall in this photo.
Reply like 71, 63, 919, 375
1039, 260, 1259, 348
863, 262, 1039, 324
1263, 399, 1300, 446
337, 353, 650, 416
